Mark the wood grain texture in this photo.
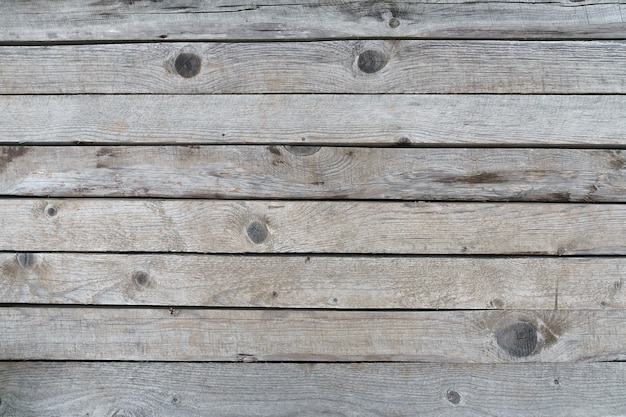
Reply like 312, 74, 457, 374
2, 253, 625, 309
1, 199, 626, 254
1, 362, 625, 417
2, 146, 626, 201
4, 95, 626, 146
0, 307, 624, 362
2, 0, 626, 41
2, 41, 626, 94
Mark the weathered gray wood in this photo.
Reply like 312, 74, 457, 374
0, 308, 624, 362
4, 95, 626, 146
1, 362, 624, 417
2, 200, 626, 254
2, 146, 626, 202
2, 253, 624, 309
2, 41, 625, 94
2, 0, 626, 41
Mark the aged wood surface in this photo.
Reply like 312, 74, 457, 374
3, 95, 626, 146
1, 199, 626, 254
2, 146, 626, 202
0, 308, 624, 362
2, 0, 626, 41
1, 362, 624, 417
2, 253, 625, 309
2, 41, 626, 94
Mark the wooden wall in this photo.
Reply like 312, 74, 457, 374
1, 1, 625, 415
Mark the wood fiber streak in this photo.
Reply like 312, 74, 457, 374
2, 253, 624, 309
1, 200, 626, 254
0, 362, 624, 417
2, 41, 625, 93
2, 0, 626, 41
2, 146, 626, 201
2, 95, 625, 146
0, 308, 624, 362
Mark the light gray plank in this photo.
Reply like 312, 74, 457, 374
2, 253, 625, 309
2, 146, 626, 202
1, 200, 626, 254
4, 95, 626, 146
1, 362, 624, 417
1, 0, 626, 41
2, 41, 625, 94
0, 308, 624, 362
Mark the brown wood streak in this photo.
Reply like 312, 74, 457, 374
1, 146, 626, 202
1, 41, 625, 93
1, 0, 626, 41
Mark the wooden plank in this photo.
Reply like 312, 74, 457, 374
2, 253, 625, 309
2, 41, 625, 94
1, 200, 626, 254
1, 362, 624, 417
4, 95, 626, 146
2, 0, 626, 41
0, 307, 624, 362
2, 146, 626, 202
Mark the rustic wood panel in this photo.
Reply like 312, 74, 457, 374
1, 200, 626, 254
2, 253, 624, 309
0, 308, 624, 362
3, 95, 626, 146
2, 0, 626, 41
2, 146, 626, 202
2, 41, 626, 94
1, 362, 624, 417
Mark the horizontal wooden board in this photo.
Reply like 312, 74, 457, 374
2, 146, 626, 202
3, 95, 626, 146
1, 362, 624, 417
2, 0, 626, 41
2, 253, 625, 309
1, 200, 626, 254
0, 308, 624, 362
2, 41, 625, 94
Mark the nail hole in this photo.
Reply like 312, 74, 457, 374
47, 207, 57, 217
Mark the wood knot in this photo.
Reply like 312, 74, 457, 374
357, 50, 388, 74
246, 220, 268, 244
175, 52, 202, 78
284, 145, 320, 156
446, 390, 461, 404
389, 18, 400, 28
495, 321, 538, 357
132, 271, 150, 288
16, 253, 36, 269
